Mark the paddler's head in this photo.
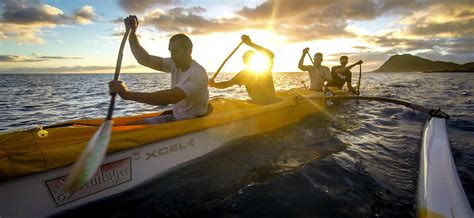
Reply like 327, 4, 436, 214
340, 55, 348, 67
169, 34, 193, 70
313, 53, 323, 66
242, 50, 256, 67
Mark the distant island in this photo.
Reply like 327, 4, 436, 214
373, 54, 474, 73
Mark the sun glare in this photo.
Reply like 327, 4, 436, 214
247, 53, 270, 73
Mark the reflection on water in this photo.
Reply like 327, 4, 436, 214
1, 72, 473, 217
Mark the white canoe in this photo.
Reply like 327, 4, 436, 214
417, 117, 473, 217
0, 89, 337, 217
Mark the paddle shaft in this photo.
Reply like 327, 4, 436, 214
64, 29, 131, 192
211, 41, 244, 80
106, 29, 130, 120
306, 52, 314, 65
356, 64, 362, 95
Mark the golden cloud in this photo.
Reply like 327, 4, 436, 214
0, 0, 97, 44
117, 0, 176, 14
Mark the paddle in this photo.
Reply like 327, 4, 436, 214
303, 51, 315, 90
64, 29, 130, 192
306, 52, 314, 65
211, 41, 244, 80
301, 80, 308, 90
356, 63, 362, 96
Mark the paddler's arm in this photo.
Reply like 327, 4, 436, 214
343, 60, 363, 71
241, 35, 274, 60
122, 88, 186, 105
330, 66, 338, 80
347, 82, 358, 95
109, 81, 186, 105
298, 47, 311, 71
126, 15, 164, 71
345, 73, 358, 95
208, 78, 238, 89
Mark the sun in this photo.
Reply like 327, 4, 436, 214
247, 53, 270, 73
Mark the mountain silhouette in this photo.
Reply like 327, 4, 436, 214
373, 54, 474, 72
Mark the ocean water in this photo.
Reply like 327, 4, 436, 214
0, 72, 473, 217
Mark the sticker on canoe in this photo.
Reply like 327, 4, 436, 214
45, 157, 132, 207
145, 138, 195, 160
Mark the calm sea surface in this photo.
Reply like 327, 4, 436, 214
0, 72, 473, 217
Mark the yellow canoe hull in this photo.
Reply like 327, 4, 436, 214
0, 87, 351, 217
0, 88, 348, 182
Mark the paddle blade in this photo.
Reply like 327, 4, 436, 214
64, 120, 114, 192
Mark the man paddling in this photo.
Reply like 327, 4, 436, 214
326, 55, 363, 95
109, 15, 209, 124
298, 48, 331, 91
208, 35, 279, 105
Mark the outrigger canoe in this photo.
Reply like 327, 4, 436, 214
0, 88, 348, 217
1, 88, 472, 217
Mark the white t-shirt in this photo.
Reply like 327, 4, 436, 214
162, 58, 209, 120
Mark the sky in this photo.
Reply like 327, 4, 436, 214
0, 0, 473, 73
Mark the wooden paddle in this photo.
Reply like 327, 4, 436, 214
64, 28, 130, 192
303, 51, 315, 90
211, 41, 244, 80
356, 64, 362, 96
306, 52, 314, 65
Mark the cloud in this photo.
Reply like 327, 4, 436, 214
111, 17, 124, 24
443, 37, 474, 54
378, 0, 425, 13
340, 1, 474, 70
365, 34, 474, 67
233, 0, 378, 41
137, 5, 350, 41
141, 7, 243, 35
0, 0, 98, 44
352, 46, 370, 50
117, 0, 176, 14
137, 0, 379, 42
37, 56, 84, 60
73, 5, 97, 25
396, 2, 474, 38
0, 65, 140, 73
0, 54, 83, 62
128, 0, 474, 48
411, 50, 474, 65
326, 49, 400, 71
237, 0, 378, 21
457, 10, 474, 18
0, 55, 45, 62
0, 0, 95, 25
1, 0, 68, 25
407, 17, 474, 38
110, 31, 142, 39
0, 23, 46, 44
368, 34, 438, 51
